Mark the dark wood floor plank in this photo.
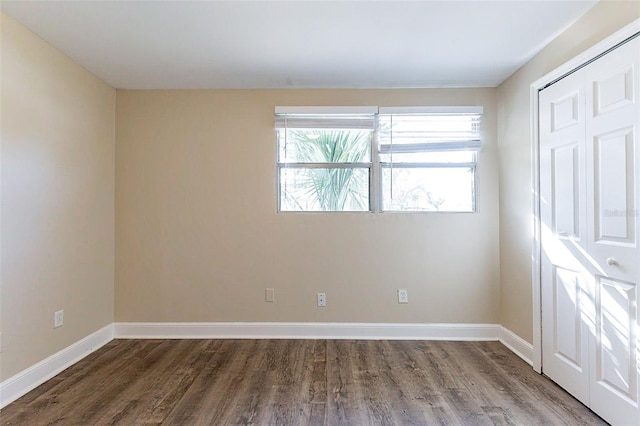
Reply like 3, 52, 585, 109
444, 342, 553, 421
91, 339, 219, 425
300, 339, 328, 425
484, 343, 603, 425
388, 341, 466, 425
364, 340, 433, 425
388, 341, 492, 426
451, 341, 604, 426
76, 339, 193, 425
263, 340, 320, 425
161, 339, 261, 425
326, 340, 371, 425
1, 339, 607, 426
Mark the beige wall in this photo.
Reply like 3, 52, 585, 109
497, 1, 640, 343
115, 89, 500, 323
1, 13, 116, 380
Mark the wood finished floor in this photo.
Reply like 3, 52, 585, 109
2, 339, 605, 426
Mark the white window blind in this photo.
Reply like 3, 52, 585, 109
378, 107, 483, 154
275, 106, 377, 131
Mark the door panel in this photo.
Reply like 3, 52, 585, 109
593, 66, 634, 116
585, 36, 640, 426
593, 127, 635, 243
552, 144, 581, 237
595, 276, 637, 400
540, 69, 590, 405
552, 91, 580, 131
553, 266, 585, 369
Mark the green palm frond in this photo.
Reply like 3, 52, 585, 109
282, 129, 370, 211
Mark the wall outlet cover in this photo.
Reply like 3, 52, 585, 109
54, 310, 64, 328
317, 292, 327, 307
265, 288, 275, 302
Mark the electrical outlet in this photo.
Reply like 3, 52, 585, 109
265, 288, 275, 302
54, 310, 64, 328
398, 289, 408, 304
317, 292, 327, 307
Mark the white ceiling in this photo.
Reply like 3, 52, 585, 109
1, 0, 597, 89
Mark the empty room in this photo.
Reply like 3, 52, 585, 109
1, 0, 639, 424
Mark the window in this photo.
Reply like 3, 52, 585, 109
276, 106, 482, 212
378, 107, 482, 212
276, 107, 376, 212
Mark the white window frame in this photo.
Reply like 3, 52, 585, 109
276, 106, 377, 212
275, 106, 483, 213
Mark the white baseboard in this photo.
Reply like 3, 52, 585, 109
115, 322, 501, 341
0, 324, 114, 409
498, 326, 534, 366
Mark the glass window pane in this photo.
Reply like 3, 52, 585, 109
382, 167, 475, 212
278, 129, 371, 163
280, 168, 369, 212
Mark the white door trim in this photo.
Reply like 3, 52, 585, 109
530, 18, 640, 374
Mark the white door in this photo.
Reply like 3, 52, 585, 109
540, 36, 640, 426
540, 68, 591, 405
584, 37, 640, 426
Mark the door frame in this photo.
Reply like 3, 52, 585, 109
530, 18, 640, 374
